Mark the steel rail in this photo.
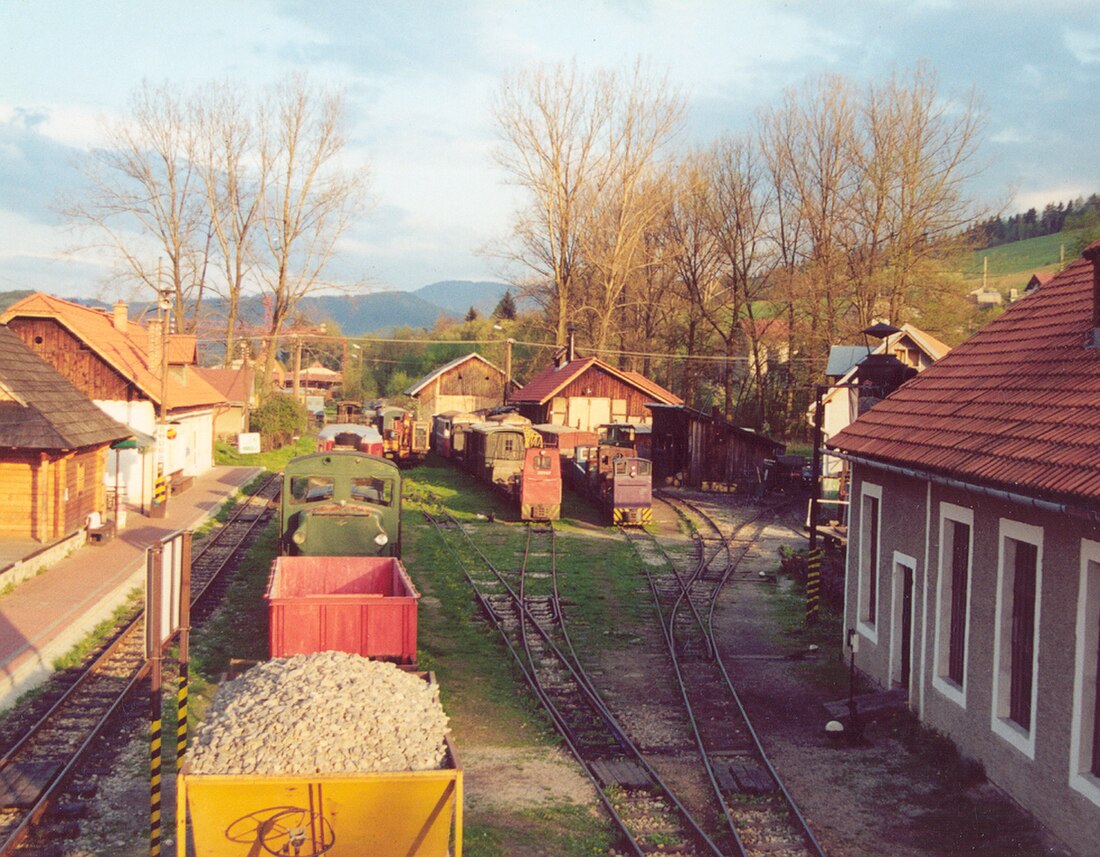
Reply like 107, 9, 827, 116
422, 507, 725, 857
657, 492, 829, 857
0, 473, 279, 855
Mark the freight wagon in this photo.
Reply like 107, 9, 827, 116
431, 411, 479, 460
281, 451, 402, 557
267, 555, 420, 665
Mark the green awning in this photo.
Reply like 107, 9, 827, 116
111, 427, 157, 449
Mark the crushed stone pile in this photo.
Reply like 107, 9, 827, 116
188, 651, 449, 775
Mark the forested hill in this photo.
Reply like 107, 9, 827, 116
970, 193, 1100, 248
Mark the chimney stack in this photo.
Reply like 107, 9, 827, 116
1083, 241, 1100, 347
148, 317, 163, 370
112, 300, 128, 332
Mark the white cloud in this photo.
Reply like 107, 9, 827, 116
1065, 28, 1100, 64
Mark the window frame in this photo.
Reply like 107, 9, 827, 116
1070, 539, 1100, 806
991, 518, 1043, 758
856, 481, 882, 644
933, 503, 974, 708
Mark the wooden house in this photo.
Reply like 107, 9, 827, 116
509, 355, 681, 432
827, 241, 1100, 856
0, 326, 130, 541
404, 352, 506, 417
647, 404, 784, 490
0, 294, 227, 512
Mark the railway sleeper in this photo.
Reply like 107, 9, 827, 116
588, 758, 652, 790
710, 752, 777, 795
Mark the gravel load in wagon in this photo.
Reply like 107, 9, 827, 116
189, 652, 447, 775
178, 653, 462, 856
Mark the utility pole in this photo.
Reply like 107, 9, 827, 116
504, 338, 514, 404
292, 335, 302, 401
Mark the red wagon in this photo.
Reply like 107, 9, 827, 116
266, 555, 420, 665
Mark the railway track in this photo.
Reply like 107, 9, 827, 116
424, 508, 725, 856
622, 492, 827, 857
0, 473, 280, 855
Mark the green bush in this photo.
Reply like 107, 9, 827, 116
250, 394, 308, 450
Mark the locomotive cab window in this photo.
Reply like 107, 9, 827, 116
290, 476, 335, 503
351, 477, 394, 506
533, 454, 553, 471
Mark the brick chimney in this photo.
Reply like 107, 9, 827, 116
148, 317, 163, 370
1083, 240, 1100, 347
112, 300, 128, 332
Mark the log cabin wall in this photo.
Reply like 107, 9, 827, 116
0, 454, 37, 539
7, 318, 139, 401
0, 447, 108, 541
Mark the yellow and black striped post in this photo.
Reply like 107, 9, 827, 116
805, 548, 823, 626
177, 532, 192, 766
147, 543, 164, 857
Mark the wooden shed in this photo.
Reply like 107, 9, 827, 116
509, 356, 681, 432
0, 326, 131, 541
404, 352, 506, 418
647, 404, 784, 490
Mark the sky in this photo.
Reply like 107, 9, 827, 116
2, 0, 1099, 302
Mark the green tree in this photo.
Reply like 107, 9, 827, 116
464, 306, 479, 322
250, 394, 308, 450
493, 290, 517, 320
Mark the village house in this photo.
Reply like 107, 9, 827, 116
0, 325, 130, 543
815, 323, 950, 476
403, 352, 506, 417
197, 365, 256, 439
827, 241, 1100, 856
509, 341, 681, 432
0, 293, 227, 513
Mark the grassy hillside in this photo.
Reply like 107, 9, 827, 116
965, 227, 1099, 295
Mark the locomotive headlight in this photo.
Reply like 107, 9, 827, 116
374, 532, 389, 547
292, 530, 307, 545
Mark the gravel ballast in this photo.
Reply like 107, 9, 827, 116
188, 651, 450, 776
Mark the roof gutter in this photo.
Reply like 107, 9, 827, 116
828, 448, 1100, 525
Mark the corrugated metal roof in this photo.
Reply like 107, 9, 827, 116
829, 242, 1100, 506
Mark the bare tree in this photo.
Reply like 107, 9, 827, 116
254, 75, 365, 388
65, 81, 212, 331
197, 82, 266, 366
492, 61, 621, 347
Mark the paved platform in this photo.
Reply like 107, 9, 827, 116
0, 466, 264, 711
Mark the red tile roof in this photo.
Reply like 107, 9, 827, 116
511, 356, 682, 406
0, 293, 226, 412
829, 242, 1100, 505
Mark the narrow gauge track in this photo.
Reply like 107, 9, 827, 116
621, 492, 827, 857
423, 508, 724, 857
0, 473, 280, 856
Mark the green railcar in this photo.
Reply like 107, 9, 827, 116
280, 451, 402, 557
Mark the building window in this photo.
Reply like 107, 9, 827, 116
857, 482, 882, 641
934, 504, 972, 707
1070, 539, 1100, 807
992, 519, 1043, 758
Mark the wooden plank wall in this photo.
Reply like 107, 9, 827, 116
7, 317, 137, 401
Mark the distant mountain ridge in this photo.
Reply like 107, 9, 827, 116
0, 280, 514, 336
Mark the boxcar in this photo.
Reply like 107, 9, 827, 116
281, 451, 401, 557
432, 411, 479, 460
465, 422, 529, 496
520, 447, 561, 521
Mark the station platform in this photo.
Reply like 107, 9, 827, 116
0, 465, 264, 711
